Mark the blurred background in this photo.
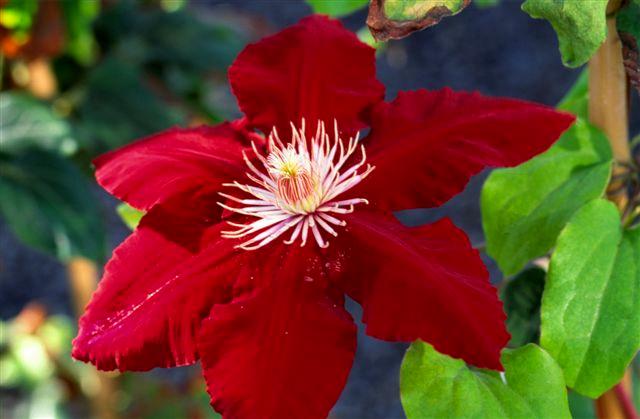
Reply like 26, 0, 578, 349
0, 1, 638, 418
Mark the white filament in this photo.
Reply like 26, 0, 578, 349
219, 119, 373, 250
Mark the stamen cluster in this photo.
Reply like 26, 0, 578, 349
219, 120, 373, 250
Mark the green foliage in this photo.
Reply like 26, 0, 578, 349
74, 58, 185, 154
568, 391, 596, 419
68, 3, 247, 154
93, 2, 245, 87
306, 0, 369, 17
356, 26, 386, 51
0, 149, 105, 262
0, 315, 74, 389
540, 200, 640, 398
521, 0, 608, 67
117, 203, 144, 230
400, 341, 571, 419
482, 119, 612, 275
60, 0, 100, 65
383, 0, 467, 20
556, 70, 588, 118
474, 0, 500, 8
617, 0, 640, 40
501, 267, 545, 347
0, 92, 77, 155
617, 0, 640, 94
0, 0, 38, 39
367, 0, 471, 40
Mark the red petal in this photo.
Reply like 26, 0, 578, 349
198, 245, 356, 419
337, 211, 509, 370
94, 121, 250, 211
229, 15, 384, 137
72, 216, 240, 371
358, 89, 575, 211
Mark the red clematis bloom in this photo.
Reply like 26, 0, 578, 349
73, 15, 574, 418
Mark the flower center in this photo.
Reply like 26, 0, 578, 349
218, 119, 373, 250
266, 145, 322, 213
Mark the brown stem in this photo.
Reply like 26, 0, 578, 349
589, 0, 631, 211
66, 257, 119, 419
589, 1, 634, 418
614, 380, 639, 419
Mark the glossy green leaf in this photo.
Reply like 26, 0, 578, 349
306, 0, 369, 17
0, 149, 105, 262
0, 92, 77, 156
541, 200, 640, 397
482, 119, 612, 275
521, 0, 607, 67
117, 203, 144, 231
556, 69, 588, 119
400, 342, 571, 419
501, 267, 546, 347
367, 0, 470, 41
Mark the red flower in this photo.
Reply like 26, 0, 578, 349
72, 15, 574, 418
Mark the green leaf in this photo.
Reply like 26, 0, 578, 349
482, 118, 612, 275
367, 0, 470, 41
501, 267, 545, 347
37, 316, 74, 355
0, 149, 106, 262
541, 200, 640, 397
60, 0, 100, 65
521, 0, 608, 67
568, 391, 596, 419
10, 334, 54, 384
0, 92, 77, 156
556, 69, 589, 119
475, 0, 500, 8
0, 0, 38, 38
617, 0, 640, 43
117, 203, 144, 231
356, 26, 386, 52
400, 342, 571, 419
306, 0, 369, 17
75, 58, 184, 154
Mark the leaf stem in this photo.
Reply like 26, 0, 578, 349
613, 381, 639, 419
66, 258, 119, 419
589, 0, 634, 417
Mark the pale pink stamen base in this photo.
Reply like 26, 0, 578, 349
219, 119, 373, 250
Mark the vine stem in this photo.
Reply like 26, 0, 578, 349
67, 257, 119, 419
589, 1, 635, 418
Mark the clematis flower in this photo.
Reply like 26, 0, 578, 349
72, 15, 575, 419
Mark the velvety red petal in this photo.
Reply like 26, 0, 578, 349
198, 244, 356, 419
94, 121, 251, 211
337, 211, 509, 370
358, 89, 575, 211
229, 15, 384, 137
72, 215, 241, 371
